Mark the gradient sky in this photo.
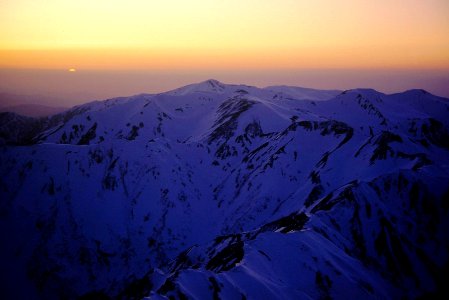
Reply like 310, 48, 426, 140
1, 0, 449, 70
0, 0, 449, 104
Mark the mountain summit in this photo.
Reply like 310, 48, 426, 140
167, 79, 228, 95
1, 81, 448, 299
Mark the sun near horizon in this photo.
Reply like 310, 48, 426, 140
1, 0, 449, 104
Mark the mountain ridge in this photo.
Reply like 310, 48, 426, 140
0, 80, 448, 299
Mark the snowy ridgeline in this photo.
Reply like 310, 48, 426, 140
1, 80, 449, 299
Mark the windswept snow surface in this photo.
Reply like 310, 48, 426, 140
1, 80, 449, 299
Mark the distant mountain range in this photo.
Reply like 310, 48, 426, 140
1, 80, 448, 299
0, 104, 68, 117
0, 92, 68, 117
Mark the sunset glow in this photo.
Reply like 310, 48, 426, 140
1, 0, 449, 70
1, 2, 449, 299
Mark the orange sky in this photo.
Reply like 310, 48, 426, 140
1, 0, 449, 70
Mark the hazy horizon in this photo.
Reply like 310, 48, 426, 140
1, 1, 449, 108
1, 68, 448, 108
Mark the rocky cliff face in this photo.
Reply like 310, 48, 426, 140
1, 80, 448, 299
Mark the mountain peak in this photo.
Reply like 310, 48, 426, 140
340, 88, 384, 96
400, 89, 431, 97
167, 79, 227, 95
203, 78, 224, 86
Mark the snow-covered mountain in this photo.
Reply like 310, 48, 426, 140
1, 80, 448, 299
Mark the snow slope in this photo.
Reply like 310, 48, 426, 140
0, 80, 448, 299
